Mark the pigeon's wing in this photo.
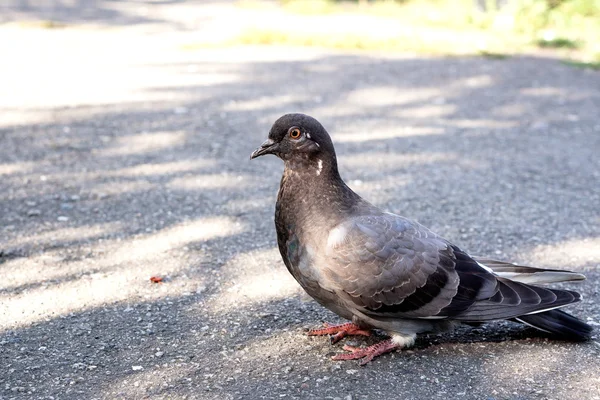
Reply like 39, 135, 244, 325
324, 214, 496, 318
324, 214, 580, 321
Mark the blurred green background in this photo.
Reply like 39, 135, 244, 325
234, 0, 600, 68
2, 0, 599, 68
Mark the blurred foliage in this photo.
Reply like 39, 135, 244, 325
276, 0, 600, 33
563, 59, 600, 70
536, 37, 580, 49
507, 0, 600, 33
562, 51, 600, 69
234, 0, 600, 64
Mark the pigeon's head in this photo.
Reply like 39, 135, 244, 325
250, 113, 336, 164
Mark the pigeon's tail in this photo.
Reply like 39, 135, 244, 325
473, 257, 586, 285
514, 309, 593, 341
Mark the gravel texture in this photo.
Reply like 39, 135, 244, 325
1, 2, 600, 399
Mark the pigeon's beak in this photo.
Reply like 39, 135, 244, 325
250, 138, 277, 159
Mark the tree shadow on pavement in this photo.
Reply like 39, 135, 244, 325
1, 52, 599, 399
0, 0, 226, 27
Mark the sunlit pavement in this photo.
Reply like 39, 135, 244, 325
1, 1, 599, 399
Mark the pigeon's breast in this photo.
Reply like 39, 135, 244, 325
287, 234, 327, 289
285, 231, 354, 319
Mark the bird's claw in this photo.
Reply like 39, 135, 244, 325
331, 339, 400, 365
307, 322, 371, 344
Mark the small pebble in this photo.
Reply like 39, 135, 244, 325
57, 216, 69, 222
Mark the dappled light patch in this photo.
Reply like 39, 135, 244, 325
334, 126, 445, 143
84, 179, 157, 198
221, 196, 277, 215
105, 217, 246, 266
459, 74, 494, 89
345, 87, 442, 107
393, 104, 456, 119
106, 160, 216, 178
343, 176, 413, 208
1, 222, 121, 256
102, 131, 187, 157
341, 151, 458, 170
521, 87, 567, 97
223, 95, 306, 112
492, 103, 529, 118
0, 161, 36, 176
0, 261, 187, 331
220, 268, 299, 305
529, 237, 600, 270
168, 173, 251, 191
211, 248, 300, 313
442, 118, 518, 129
0, 217, 243, 330
481, 341, 600, 398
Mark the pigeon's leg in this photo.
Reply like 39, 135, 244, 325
331, 333, 415, 365
307, 322, 371, 344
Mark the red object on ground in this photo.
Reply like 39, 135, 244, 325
150, 276, 163, 283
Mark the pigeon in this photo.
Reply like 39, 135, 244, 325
250, 113, 592, 365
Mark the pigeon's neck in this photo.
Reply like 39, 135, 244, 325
281, 154, 345, 196
278, 155, 371, 231
283, 152, 338, 179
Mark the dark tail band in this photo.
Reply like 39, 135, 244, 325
514, 309, 593, 341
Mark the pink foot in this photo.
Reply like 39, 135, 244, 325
331, 339, 400, 365
307, 322, 372, 344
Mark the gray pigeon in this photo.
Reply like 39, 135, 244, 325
251, 113, 592, 365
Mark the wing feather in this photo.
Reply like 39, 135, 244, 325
325, 214, 482, 318
474, 257, 586, 284
323, 213, 582, 323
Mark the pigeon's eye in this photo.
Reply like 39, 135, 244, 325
289, 127, 302, 140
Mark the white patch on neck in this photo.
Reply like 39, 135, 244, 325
316, 159, 323, 176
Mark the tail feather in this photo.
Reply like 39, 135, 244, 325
514, 309, 593, 341
474, 257, 586, 284
457, 278, 580, 321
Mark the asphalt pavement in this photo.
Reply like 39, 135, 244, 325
1, 1, 599, 399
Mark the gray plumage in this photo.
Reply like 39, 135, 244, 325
251, 113, 592, 351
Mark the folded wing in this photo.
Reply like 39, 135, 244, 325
324, 214, 582, 322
